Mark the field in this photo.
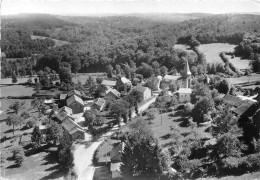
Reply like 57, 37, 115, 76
1, 78, 31, 85
1, 85, 35, 97
31, 35, 70, 47
227, 73, 260, 85
72, 73, 107, 84
174, 43, 251, 70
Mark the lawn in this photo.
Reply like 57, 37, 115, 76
147, 109, 212, 147
174, 43, 251, 70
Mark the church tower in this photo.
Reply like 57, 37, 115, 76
182, 60, 191, 88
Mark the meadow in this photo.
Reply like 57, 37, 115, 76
1, 85, 35, 97
31, 35, 70, 47
174, 43, 251, 70
72, 73, 107, 84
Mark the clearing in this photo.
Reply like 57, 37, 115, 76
72, 73, 106, 84
31, 35, 70, 47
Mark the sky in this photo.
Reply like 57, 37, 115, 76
1, 0, 260, 16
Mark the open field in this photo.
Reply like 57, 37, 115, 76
1, 78, 31, 85
174, 43, 251, 70
31, 35, 70, 47
1, 85, 35, 97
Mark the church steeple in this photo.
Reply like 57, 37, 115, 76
183, 59, 191, 77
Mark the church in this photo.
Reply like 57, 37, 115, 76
161, 59, 193, 102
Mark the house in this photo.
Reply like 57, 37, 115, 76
55, 112, 74, 123
66, 95, 85, 114
101, 80, 116, 88
92, 98, 106, 111
57, 106, 73, 116
110, 142, 125, 179
177, 88, 192, 102
67, 89, 81, 98
60, 94, 67, 101
61, 116, 91, 141
132, 86, 152, 101
105, 88, 120, 99
120, 77, 131, 85
39, 125, 47, 134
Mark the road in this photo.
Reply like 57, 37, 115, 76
72, 126, 119, 180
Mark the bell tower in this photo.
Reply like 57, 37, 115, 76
182, 60, 191, 88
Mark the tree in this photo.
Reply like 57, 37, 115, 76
71, 58, 81, 73
106, 64, 114, 78
12, 146, 25, 166
59, 67, 72, 84
12, 72, 18, 83
31, 97, 44, 117
46, 120, 63, 146
60, 62, 71, 70
190, 82, 212, 104
94, 84, 107, 98
192, 96, 214, 125
6, 114, 20, 136
84, 110, 98, 128
145, 76, 159, 91
217, 79, 230, 94
169, 84, 177, 93
121, 118, 166, 179
58, 146, 74, 171
9, 101, 24, 115
160, 66, 168, 76
31, 126, 42, 149
110, 99, 129, 125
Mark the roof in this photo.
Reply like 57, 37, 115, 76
69, 126, 85, 135
60, 94, 67, 100
237, 95, 257, 103
163, 75, 181, 81
178, 88, 192, 94
232, 100, 255, 116
57, 106, 73, 115
110, 162, 122, 172
106, 89, 120, 98
133, 86, 150, 93
56, 112, 72, 121
66, 95, 84, 106
110, 142, 125, 162
39, 125, 47, 130
94, 98, 106, 107
67, 89, 81, 97
62, 116, 82, 132
222, 95, 244, 107
121, 77, 131, 84
44, 99, 54, 104
101, 80, 116, 87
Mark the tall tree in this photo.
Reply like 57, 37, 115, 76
31, 126, 42, 149
6, 114, 20, 136
59, 67, 72, 84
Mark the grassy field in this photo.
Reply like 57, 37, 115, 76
1, 85, 35, 97
1, 78, 31, 85
31, 35, 70, 47
174, 43, 251, 70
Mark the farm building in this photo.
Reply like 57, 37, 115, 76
105, 88, 120, 99
92, 98, 106, 111
101, 80, 116, 88
132, 86, 152, 101
67, 89, 81, 98
177, 88, 192, 102
66, 95, 85, 114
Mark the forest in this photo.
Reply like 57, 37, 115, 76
1, 13, 260, 78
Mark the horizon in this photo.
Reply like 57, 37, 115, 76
2, 0, 260, 16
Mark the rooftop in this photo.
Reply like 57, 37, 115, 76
102, 80, 116, 86
121, 77, 131, 84
67, 89, 81, 97
232, 100, 256, 116
60, 94, 67, 100
94, 98, 106, 107
106, 88, 120, 98
110, 142, 125, 162
163, 75, 181, 81
57, 106, 73, 115
178, 88, 192, 94
66, 95, 84, 106
133, 86, 150, 93
222, 95, 244, 107
110, 162, 122, 172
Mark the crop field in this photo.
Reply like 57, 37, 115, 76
174, 43, 251, 70
31, 35, 70, 47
